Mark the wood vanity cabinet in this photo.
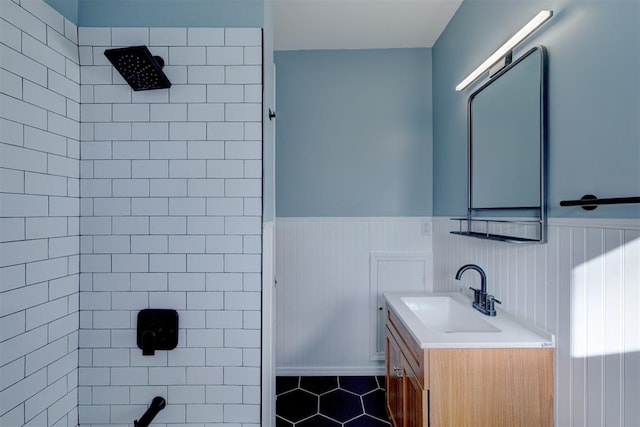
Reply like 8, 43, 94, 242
385, 306, 553, 427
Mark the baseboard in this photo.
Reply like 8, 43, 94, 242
276, 366, 385, 377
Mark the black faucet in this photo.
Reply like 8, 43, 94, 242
455, 264, 501, 316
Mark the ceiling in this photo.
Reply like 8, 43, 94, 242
273, 0, 464, 51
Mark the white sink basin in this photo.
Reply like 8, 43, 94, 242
385, 292, 554, 348
401, 296, 500, 333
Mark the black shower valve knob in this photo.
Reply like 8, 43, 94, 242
137, 309, 179, 356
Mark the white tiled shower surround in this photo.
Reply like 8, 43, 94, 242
1, 0, 263, 425
1, 1, 80, 426
77, 26, 262, 426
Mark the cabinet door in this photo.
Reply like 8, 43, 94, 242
373, 255, 432, 359
429, 349, 554, 427
386, 330, 404, 427
403, 357, 428, 427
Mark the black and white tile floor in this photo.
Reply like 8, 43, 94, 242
276, 376, 392, 427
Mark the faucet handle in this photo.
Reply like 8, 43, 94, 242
487, 295, 501, 305
486, 295, 501, 315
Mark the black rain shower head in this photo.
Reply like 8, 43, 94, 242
104, 46, 171, 91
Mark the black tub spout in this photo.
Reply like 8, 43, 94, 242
134, 396, 166, 427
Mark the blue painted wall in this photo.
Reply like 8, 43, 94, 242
78, 0, 262, 27
274, 49, 433, 217
263, 0, 275, 222
43, 0, 638, 219
43, 0, 78, 23
433, 0, 640, 218
44, 0, 264, 27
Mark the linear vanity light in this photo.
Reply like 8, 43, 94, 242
455, 10, 553, 91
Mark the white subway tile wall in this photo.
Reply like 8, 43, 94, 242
0, 1, 80, 427
78, 27, 262, 426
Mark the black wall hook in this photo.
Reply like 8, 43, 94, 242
268, 108, 276, 120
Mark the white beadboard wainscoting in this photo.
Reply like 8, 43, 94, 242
433, 217, 640, 427
262, 221, 276, 427
275, 217, 433, 375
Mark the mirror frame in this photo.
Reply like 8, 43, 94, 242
452, 46, 547, 243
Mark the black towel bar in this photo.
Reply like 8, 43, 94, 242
559, 194, 640, 210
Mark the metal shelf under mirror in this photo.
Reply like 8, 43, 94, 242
451, 215, 544, 243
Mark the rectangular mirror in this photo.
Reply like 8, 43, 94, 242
452, 46, 547, 243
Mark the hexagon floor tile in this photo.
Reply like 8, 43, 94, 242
320, 389, 363, 422
340, 377, 379, 395
301, 376, 339, 395
276, 376, 391, 426
277, 389, 319, 423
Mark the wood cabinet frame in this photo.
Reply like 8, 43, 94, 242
385, 307, 553, 427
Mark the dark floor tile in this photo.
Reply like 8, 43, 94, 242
375, 376, 386, 390
297, 414, 342, 427
276, 415, 294, 427
276, 376, 391, 426
320, 389, 363, 423
344, 414, 391, 426
340, 376, 379, 394
276, 376, 300, 395
300, 376, 339, 395
277, 389, 318, 423
362, 389, 388, 421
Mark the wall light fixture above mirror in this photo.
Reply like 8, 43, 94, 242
455, 10, 553, 92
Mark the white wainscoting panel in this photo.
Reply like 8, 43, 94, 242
275, 217, 432, 375
433, 217, 640, 427
262, 221, 275, 427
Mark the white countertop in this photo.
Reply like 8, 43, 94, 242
385, 292, 555, 349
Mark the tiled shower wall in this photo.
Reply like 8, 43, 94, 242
0, 0, 80, 426
77, 27, 262, 426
